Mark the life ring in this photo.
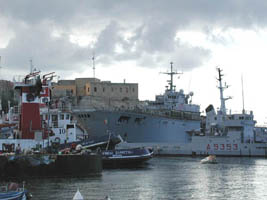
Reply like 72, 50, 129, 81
54, 137, 61, 144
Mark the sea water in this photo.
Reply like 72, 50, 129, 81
17, 157, 267, 199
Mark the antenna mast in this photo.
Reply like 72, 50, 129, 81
241, 74, 245, 114
217, 67, 231, 115
30, 59, 33, 74
161, 62, 182, 92
92, 52, 95, 78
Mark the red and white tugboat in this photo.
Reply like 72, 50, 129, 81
0, 71, 80, 153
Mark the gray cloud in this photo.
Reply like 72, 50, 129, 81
0, 21, 88, 72
1, 0, 267, 77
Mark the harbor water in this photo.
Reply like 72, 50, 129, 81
8, 157, 267, 199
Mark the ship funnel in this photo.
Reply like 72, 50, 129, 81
206, 105, 214, 113
205, 105, 216, 117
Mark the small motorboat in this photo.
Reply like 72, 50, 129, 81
200, 155, 217, 164
0, 182, 32, 200
102, 147, 153, 168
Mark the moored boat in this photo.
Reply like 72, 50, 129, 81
73, 62, 201, 145
113, 68, 267, 157
0, 70, 102, 178
102, 147, 153, 168
0, 70, 88, 153
0, 182, 32, 200
200, 155, 217, 164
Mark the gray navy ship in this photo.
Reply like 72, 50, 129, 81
74, 65, 267, 156
74, 62, 201, 144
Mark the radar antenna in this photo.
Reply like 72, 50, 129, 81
161, 62, 182, 92
241, 74, 245, 114
216, 67, 231, 115
30, 59, 34, 74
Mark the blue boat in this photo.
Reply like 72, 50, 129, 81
0, 183, 31, 200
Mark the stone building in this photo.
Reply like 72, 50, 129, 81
52, 80, 76, 97
84, 80, 138, 101
75, 78, 100, 96
52, 77, 138, 101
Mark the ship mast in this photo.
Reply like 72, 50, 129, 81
241, 74, 245, 114
30, 59, 34, 74
217, 67, 231, 115
161, 62, 182, 92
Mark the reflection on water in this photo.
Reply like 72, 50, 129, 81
2, 157, 267, 200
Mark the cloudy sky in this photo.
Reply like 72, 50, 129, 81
1, 0, 267, 124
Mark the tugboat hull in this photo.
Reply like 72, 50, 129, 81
1, 154, 102, 178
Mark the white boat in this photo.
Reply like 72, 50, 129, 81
72, 189, 111, 200
73, 189, 83, 200
200, 155, 217, 164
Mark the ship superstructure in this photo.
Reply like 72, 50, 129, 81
189, 68, 267, 156
202, 68, 255, 141
146, 62, 199, 113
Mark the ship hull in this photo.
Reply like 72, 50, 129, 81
75, 110, 267, 157
75, 110, 200, 143
116, 138, 267, 157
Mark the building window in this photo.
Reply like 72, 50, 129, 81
126, 88, 128, 93
132, 88, 135, 92
60, 114, 64, 120
103, 88, 105, 92
94, 87, 97, 92
111, 87, 114, 92
88, 87, 90, 92
120, 88, 122, 92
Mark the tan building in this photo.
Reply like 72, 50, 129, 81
75, 78, 100, 96
85, 81, 138, 100
52, 80, 76, 97
52, 77, 138, 101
